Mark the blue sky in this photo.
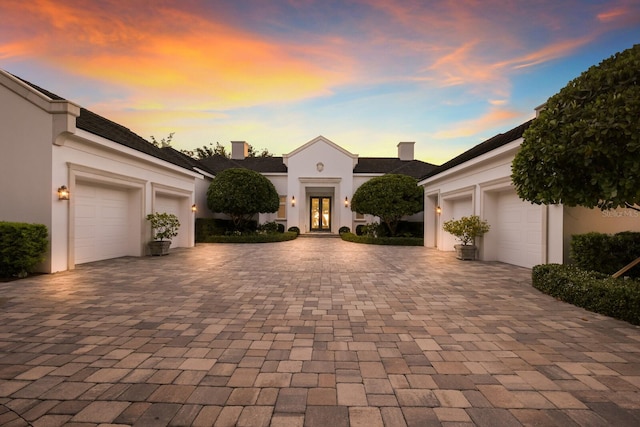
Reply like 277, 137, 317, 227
1, 0, 638, 163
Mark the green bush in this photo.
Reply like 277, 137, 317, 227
532, 263, 640, 325
0, 222, 48, 278
396, 221, 424, 237
571, 232, 640, 277
340, 232, 423, 246
277, 223, 285, 233
355, 224, 365, 236
257, 221, 279, 234
339, 226, 351, 234
287, 226, 300, 235
202, 232, 298, 244
196, 218, 258, 242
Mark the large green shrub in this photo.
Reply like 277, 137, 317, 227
196, 218, 258, 242
0, 222, 48, 278
571, 232, 640, 277
532, 264, 640, 325
351, 174, 423, 236
207, 168, 279, 230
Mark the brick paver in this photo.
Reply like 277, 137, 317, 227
1, 238, 639, 425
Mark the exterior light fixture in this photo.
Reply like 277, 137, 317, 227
344, 196, 349, 207
436, 206, 442, 215
191, 204, 197, 212
57, 185, 69, 200
291, 196, 296, 207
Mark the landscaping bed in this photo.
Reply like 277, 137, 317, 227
340, 232, 423, 246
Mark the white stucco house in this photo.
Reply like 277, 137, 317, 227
197, 137, 435, 234
0, 70, 435, 273
419, 108, 640, 269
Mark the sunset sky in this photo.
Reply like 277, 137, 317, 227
1, 0, 638, 164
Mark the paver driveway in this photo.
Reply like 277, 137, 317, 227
1, 238, 639, 426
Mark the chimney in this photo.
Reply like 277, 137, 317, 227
397, 141, 415, 161
231, 141, 248, 160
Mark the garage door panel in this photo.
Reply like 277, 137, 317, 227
75, 183, 132, 264
495, 190, 542, 268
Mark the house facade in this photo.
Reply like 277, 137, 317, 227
199, 137, 435, 234
419, 109, 640, 268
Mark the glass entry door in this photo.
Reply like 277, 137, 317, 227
310, 197, 331, 231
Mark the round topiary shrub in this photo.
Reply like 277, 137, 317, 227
288, 226, 300, 235
277, 223, 285, 233
339, 226, 351, 234
355, 224, 365, 236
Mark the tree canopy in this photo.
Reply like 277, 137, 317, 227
350, 174, 423, 236
207, 168, 280, 229
512, 44, 640, 210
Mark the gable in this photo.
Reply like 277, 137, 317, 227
283, 136, 358, 168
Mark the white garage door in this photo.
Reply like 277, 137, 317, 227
75, 183, 132, 264
154, 195, 186, 248
495, 190, 542, 268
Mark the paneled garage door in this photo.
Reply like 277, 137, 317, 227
495, 190, 542, 268
75, 183, 132, 264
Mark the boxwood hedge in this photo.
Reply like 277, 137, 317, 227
532, 263, 640, 325
340, 232, 423, 246
0, 221, 48, 278
571, 232, 640, 277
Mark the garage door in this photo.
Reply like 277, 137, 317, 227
495, 190, 542, 268
154, 195, 186, 248
75, 183, 132, 264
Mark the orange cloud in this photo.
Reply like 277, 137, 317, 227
431, 108, 527, 140
1, 0, 351, 110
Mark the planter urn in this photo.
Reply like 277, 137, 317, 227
454, 244, 477, 261
148, 241, 171, 256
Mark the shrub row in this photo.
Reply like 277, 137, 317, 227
571, 232, 640, 277
0, 221, 48, 278
201, 231, 298, 244
355, 221, 423, 237
532, 263, 640, 325
340, 232, 423, 246
195, 218, 260, 242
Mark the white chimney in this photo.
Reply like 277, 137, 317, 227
397, 141, 415, 161
231, 141, 248, 160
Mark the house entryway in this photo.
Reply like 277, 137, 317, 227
310, 197, 331, 232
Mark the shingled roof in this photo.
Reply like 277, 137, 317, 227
419, 120, 534, 181
354, 158, 437, 179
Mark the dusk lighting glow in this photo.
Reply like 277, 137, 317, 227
2, 0, 638, 164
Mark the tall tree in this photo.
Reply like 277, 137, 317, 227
350, 174, 423, 236
512, 44, 640, 210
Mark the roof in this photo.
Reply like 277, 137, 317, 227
419, 120, 534, 181
354, 158, 438, 179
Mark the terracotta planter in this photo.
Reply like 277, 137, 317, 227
148, 241, 171, 256
454, 244, 477, 260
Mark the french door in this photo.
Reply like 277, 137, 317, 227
310, 197, 331, 231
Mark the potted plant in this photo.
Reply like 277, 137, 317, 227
146, 212, 180, 256
442, 215, 490, 260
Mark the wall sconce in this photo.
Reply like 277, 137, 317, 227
344, 196, 349, 207
57, 185, 69, 200
191, 204, 197, 213
436, 206, 442, 215
291, 196, 296, 207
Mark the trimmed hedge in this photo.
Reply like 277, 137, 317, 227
196, 218, 258, 242
201, 232, 298, 244
571, 232, 640, 277
0, 221, 48, 278
532, 263, 640, 325
340, 232, 423, 246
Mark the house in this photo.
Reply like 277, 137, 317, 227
0, 70, 435, 273
198, 137, 436, 233
418, 106, 640, 268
